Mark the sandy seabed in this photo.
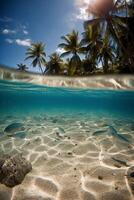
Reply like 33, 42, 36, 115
0, 113, 134, 200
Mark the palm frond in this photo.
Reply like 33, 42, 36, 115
84, 18, 104, 29
60, 51, 71, 58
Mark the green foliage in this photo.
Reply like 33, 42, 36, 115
58, 30, 82, 75
17, 63, 28, 72
25, 42, 46, 74
83, 0, 134, 74
45, 53, 63, 75
21, 0, 134, 76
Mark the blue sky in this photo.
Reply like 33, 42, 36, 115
0, 0, 87, 72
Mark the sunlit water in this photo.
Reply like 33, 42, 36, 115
0, 79, 134, 200
0, 79, 134, 117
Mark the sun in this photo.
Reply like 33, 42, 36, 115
86, 0, 115, 16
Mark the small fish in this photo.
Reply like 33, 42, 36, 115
14, 132, 26, 139
58, 127, 65, 133
56, 132, 63, 139
108, 125, 130, 143
4, 123, 24, 133
112, 157, 129, 167
92, 129, 107, 136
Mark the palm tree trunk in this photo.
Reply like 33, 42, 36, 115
102, 59, 108, 73
39, 63, 44, 75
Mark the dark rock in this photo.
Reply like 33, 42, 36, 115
4, 123, 24, 133
0, 154, 32, 187
67, 152, 72, 156
130, 172, 134, 177
0, 184, 12, 200
114, 164, 121, 168
98, 175, 103, 180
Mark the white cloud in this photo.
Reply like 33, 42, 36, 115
5, 38, 14, 44
15, 39, 31, 47
5, 38, 32, 47
2, 29, 16, 34
19, 24, 29, 35
75, 7, 89, 20
64, 0, 90, 29
23, 30, 29, 35
74, 0, 90, 21
56, 47, 65, 55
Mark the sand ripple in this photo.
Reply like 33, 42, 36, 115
0, 114, 134, 200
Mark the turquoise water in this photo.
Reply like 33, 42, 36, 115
1, 79, 134, 199
0, 79, 134, 119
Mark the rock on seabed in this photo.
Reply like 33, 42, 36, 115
0, 154, 32, 187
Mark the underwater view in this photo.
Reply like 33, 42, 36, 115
1, 0, 134, 199
0, 75, 134, 200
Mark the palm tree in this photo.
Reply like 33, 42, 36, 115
84, 0, 134, 73
17, 63, 28, 72
127, 0, 134, 17
81, 25, 102, 67
97, 36, 115, 73
82, 59, 96, 75
25, 42, 46, 74
121, 1, 134, 71
81, 24, 116, 73
58, 30, 83, 75
84, 0, 128, 52
44, 53, 63, 75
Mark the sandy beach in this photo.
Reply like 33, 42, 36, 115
0, 113, 134, 200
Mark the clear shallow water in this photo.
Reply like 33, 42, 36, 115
0, 79, 134, 200
0, 79, 134, 118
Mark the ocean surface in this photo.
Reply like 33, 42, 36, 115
0, 78, 134, 200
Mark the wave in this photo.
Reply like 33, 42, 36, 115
0, 66, 134, 90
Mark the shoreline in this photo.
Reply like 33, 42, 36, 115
0, 66, 134, 90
